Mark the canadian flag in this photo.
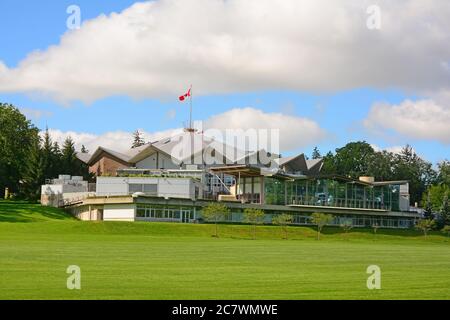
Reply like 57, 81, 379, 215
179, 88, 191, 102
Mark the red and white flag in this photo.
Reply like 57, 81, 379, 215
179, 87, 191, 102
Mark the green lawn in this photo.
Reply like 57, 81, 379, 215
0, 201, 449, 300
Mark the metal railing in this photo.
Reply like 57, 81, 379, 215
288, 196, 391, 211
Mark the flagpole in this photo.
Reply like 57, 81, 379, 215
189, 84, 193, 130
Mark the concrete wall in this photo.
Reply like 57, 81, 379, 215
70, 205, 103, 221
41, 182, 90, 207
103, 204, 135, 221
96, 176, 202, 200
136, 152, 179, 170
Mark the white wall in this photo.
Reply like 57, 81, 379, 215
96, 177, 129, 196
136, 153, 158, 169
41, 183, 88, 195
103, 204, 136, 221
96, 176, 202, 200
136, 152, 180, 169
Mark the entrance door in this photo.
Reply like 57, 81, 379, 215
181, 210, 192, 223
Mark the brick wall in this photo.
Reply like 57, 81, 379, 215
89, 152, 130, 176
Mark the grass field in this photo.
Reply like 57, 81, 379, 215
0, 200, 449, 300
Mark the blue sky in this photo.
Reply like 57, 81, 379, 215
0, 0, 448, 163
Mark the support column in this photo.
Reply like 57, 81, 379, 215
260, 176, 265, 204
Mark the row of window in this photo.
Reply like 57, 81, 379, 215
134, 204, 415, 229
136, 206, 194, 220
129, 183, 158, 194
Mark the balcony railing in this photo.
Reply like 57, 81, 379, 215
288, 196, 391, 211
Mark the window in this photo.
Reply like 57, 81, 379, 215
137, 207, 146, 217
143, 184, 157, 194
129, 183, 157, 194
129, 184, 143, 193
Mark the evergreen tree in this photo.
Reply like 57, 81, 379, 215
61, 137, 78, 175
394, 145, 436, 205
440, 192, 450, 226
41, 128, 58, 180
311, 147, 321, 159
132, 130, 145, 148
81, 145, 89, 154
20, 138, 44, 200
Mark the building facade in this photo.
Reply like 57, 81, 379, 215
50, 130, 420, 228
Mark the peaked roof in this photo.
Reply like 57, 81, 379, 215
76, 152, 91, 164
85, 131, 324, 176
127, 131, 249, 165
88, 146, 134, 165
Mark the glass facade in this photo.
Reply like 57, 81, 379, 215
208, 209, 415, 229
136, 204, 195, 222
264, 177, 404, 212
236, 176, 262, 203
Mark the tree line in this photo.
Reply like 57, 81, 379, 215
311, 142, 448, 207
0, 103, 90, 200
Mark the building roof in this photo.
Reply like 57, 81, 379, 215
76, 152, 91, 164
86, 130, 324, 176
88, 146, 133, 165
127, 131, 249, 165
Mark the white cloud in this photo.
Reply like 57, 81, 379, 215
1, 0, 450, 102
371, 144, 408, 155
45, 128, 183, 153
45, 107, 325, 153
20, 107, 53, 120
204, 107, 326, 151
365, 99, 450, 144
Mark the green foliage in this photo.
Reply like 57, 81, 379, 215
0, 104, 91, 199
394, 145, 436, 205
0, 103, 40, 197
322, 141, 375, 178
372, 223, 380, 234
442, 225, 450, 238
311, 212, 334, 240
201, 203, 230, 237
437, 160, 450, 187
311, 147, 321, 160
243, 208, 265, 239
423, 185, 449, 212
321, 142, 436, 205
19, 139, 45, 201
272, 213, 293, 239
423, 191, 435, 220
415, 219, 436, 237
440, 192, 449, 226
340, 220, 353, 233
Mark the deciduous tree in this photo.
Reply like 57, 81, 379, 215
243, 208, 265, 239
272, 213, 293, 239
310, 212, 334, 240
202, 203, 230, 237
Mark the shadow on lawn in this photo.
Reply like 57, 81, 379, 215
0, 200, 73, 222
303, 225, 426, 238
